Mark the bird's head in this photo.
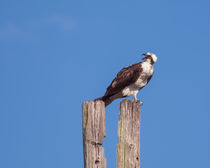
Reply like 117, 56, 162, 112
142, 52, 157, 64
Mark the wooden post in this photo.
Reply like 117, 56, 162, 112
117, 99, 141, 168
82, 100, 107, 168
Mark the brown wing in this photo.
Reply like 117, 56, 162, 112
104, 62, 143, 97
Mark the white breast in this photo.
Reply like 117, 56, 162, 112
134, 62, 154, 88
122, 62, 154, 97
141, 62, 154, 74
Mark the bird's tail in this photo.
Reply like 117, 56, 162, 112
94, 96, 113, 107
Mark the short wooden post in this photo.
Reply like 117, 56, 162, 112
82, 100, 107, 168
117, 99, 141, 168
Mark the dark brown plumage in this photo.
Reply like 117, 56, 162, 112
95, 52, 157, 107
96, 62, 143, 106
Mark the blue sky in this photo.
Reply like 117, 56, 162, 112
0, 0, 210, 168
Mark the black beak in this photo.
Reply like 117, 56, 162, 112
142, 54, 147, 60
142, 53, 147, 60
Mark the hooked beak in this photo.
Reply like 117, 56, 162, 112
142, 53, 147, 60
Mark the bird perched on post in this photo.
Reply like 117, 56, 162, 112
95, 52, 158, 107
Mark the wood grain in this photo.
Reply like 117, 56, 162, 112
82, 100, 106, 168
117, 99, 141, 168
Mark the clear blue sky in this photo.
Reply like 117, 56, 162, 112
1, 0, 210, 168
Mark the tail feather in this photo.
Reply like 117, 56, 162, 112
94, 96, 113, 107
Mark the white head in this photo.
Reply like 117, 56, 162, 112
142, 52, 158, 64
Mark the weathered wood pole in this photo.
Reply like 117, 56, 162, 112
117, 99, 141, 168
82, 100, 107, 168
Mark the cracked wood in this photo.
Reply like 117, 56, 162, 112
82, 100, 106, 168
117, 100, 141, 168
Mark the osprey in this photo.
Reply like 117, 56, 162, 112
96, 52, 157, 106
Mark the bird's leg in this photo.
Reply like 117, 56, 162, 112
133, 94, 138, 102
134, 94, 138, 101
